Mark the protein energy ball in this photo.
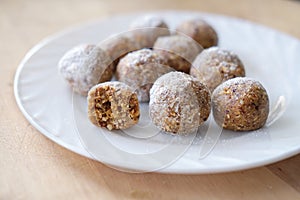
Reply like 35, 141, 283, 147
176, 18, 218, 48
212, 77, 269, 131
153, 35, 203, 73
87, 81, 140, 130
149, 72, 211, 134
58, 44, 113, 96
129, 15, 170, 48
190, 47, 245, 92
116, 49, 174, 102
99, 35, 140, 71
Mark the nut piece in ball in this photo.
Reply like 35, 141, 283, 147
87, 82, 140, 130
116, 49, 174, 102
191, 47, 245, 92
58, 44, 113, 96
149, 72, 211, 134
212, 77, 269, 131
129, 15, 170, 48
153, 35, 203, 73
176, 18, 218, 48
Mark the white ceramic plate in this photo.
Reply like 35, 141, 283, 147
14, 11, 300, 174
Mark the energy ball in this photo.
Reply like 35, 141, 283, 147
99, 35, 140, 71
149, 72, 211, 134
176, 18, 218, 48
153, 35, 203, 73
116, 49, 174, 102
212, 77, 269, 131
129, 15, 170, 48
190, 47, 245, 92
58, 44, 113, 96
87, 81, 140, 130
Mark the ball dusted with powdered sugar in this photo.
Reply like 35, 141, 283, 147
99, 35, 140, 71
176, 18, 218, 49
149, 72, 211, 134
58, 44, 114, 96
129, 15, 170, 48
190, 47, 245, 92
116, 49, 174, 102
153, 35, 203, 73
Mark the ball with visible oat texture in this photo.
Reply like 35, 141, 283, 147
212, 77, 269, 131
87, 81, 140, 130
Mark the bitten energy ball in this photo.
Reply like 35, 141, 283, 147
153, 35, 203, 73
191, 47, 245, 92
87, 82, 140, 130
149, 72, 211, 134
58, 44, 113, 96
129, 15, 170, 48
176, 18, 218, 48
116, 49, 174, 102
212, 77, 269, 131
99, 35, 140, 70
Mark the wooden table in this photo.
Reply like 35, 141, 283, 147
1, 0, 300, 199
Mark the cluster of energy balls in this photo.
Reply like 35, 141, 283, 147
58, 15, 269, 134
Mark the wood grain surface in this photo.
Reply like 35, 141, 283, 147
1, 0, 300, 199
